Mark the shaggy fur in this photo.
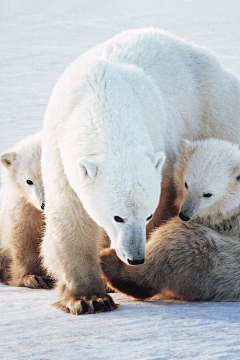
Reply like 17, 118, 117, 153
0, 133, 53, 288
100, 139, 240, 301
41, 28, 240, 314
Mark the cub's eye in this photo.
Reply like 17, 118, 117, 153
185, 182, 188, 189
203, 193, 212, 198
114, 216, 124, 223
146, 214, 152, 221
26, 179, 34, 185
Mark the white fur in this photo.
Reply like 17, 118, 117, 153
100, 139, 240, 302
175, 138, 240, 221
0, 132, 44, 214
43, 58, 165, 266
0, 133, 49, 288
41, 28, 240, 313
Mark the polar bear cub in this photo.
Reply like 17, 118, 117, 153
0, 133, 53, 288
101, 138, 240, 301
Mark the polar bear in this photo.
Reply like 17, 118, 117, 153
100, 139, 240, 301
41, 27, 240, 314
0, 133, 53, 288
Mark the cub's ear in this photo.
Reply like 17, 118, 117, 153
154, 151, 165, 175
178, 139, 195, 155
0, 152, 17, 167
78, 158, 98, 180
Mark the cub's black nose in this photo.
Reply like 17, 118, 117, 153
127, 259, 145, 265
41, 203, 45, 210
179, 212, 190, 221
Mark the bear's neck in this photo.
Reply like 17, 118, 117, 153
196, 205, 240, 236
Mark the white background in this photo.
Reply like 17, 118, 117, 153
1, 1, 240, 359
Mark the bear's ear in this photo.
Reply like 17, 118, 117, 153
154, 151, 165, 175
78, 158, 98, 180
0, 152, 17, 167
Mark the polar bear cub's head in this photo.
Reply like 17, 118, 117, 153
0, 133, 44, 211
78, 151, 165, 266
174, 138, 240, 221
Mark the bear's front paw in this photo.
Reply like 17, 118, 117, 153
54, 294, 117, 315
21, 275, 55, 289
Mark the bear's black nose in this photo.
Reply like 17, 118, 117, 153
127, 258, 145, 265
41, 203, 45, 210
179, 212, 190, 221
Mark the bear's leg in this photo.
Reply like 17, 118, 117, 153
0, 251, 11, 284
100, 221, 220, 301
6, 203, 54, 289
96, 228, 115, 293
41, 186, 117, 314
100, 248, 158, 299
100, 222, 185, 300
9, 253, 54, 289
40, 139, 117, 314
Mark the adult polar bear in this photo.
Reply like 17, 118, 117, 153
41, 27, 240, 314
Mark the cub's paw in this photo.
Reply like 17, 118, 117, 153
100, 249, 154, 300
54, 294, 117, 315
100, 248, 124, 282
103, 278, 115, 293
21, 275, 55, 289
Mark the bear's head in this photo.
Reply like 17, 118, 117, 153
174, 138, 240, 221
58, 57, 167, 265
76, 151, 165, 265
0, 133, 45, 211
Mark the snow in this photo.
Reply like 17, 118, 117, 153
1, 0, 240, 359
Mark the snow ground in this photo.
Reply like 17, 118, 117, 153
1, 1, 240, 359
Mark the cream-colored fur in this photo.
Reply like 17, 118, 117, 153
0, 133, 53, 288
100, 139, 240, 301
41, 28, 240, 315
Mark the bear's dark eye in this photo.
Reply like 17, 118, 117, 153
185, 182, 188, 189
114, 216, 124, 223
26, 179, 34, 185
236, 175, 240, 181
203, 193, 212, 198
146, 214, 152, 221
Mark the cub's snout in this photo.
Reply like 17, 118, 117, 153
179, 212, 190, 221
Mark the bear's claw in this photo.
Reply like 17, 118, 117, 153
21, 275, 54, 289
54, 294, 117, 315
